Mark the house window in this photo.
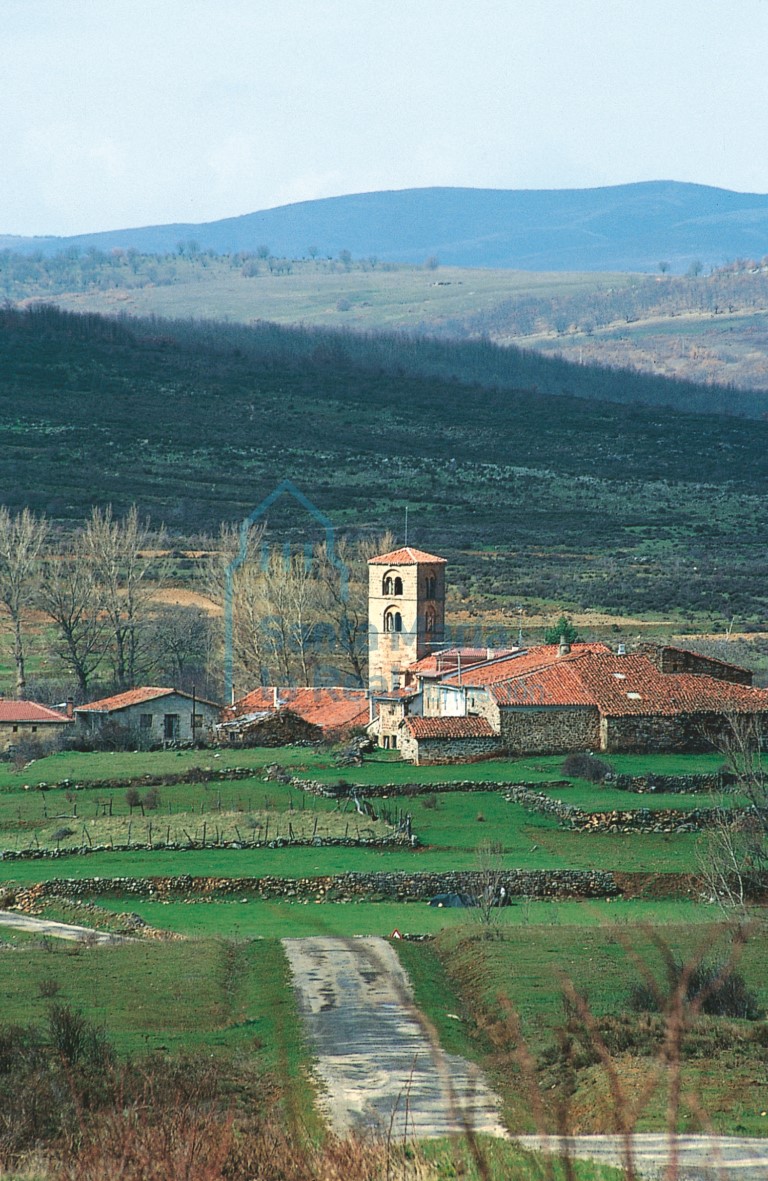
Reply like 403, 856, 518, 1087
384, 609, 402, 633
31, 726, 37, 733
139, 714, 153, 730
191, 712, 203, 730
12, 726, 18, 734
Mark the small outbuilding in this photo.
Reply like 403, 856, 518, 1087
0, 700, 73, 752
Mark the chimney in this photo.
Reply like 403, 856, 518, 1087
558, 635, 571, 657
273, 686, 279, 709
617, 643, 626, 657
65, 698, 74, 719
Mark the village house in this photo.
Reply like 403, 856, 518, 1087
75, 687, 220, 744
0, 699, 74, 753
367, 545, 768, 763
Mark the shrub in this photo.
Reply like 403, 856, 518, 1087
144, 787, 161, 811
562, 752, 613, 783
628, 960, 761, 1020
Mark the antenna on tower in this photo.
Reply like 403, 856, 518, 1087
404, 505, 408, 546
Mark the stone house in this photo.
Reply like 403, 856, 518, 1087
0, 700, 73, 753
75, 687, 220, 744
367, 543, 768, 763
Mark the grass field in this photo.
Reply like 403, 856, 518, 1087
0, 746, 728, 883
0, 744, 730, 789
83, 897, 718, 940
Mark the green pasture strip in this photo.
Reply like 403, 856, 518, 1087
0, 802, 703, 880
0, 748, 730, 796
293, 751, 730, 788
0, 937, 310, 1106
85, 897, 717, 939
0, 747, 325, 790
533, 783, 745, 812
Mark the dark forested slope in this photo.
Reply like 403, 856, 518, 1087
2, 305, 767, 621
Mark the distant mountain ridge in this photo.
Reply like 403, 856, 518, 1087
4, 181, 768, 272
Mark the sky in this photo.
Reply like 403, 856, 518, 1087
4, 0, 768, 237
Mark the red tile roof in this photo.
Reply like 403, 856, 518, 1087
404, 716, 496, 739
441, 644, 611, 688
77, 687, 175, 713
0, 701, 72, 724
445, 646, 768, 717
574, 654, 768, 717
226, 687, 369, 732
368, 547, 447, 565
490, 662, 598, 707
77, 687, 220, 713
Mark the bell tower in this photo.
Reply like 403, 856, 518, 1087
368, 546, 447, 694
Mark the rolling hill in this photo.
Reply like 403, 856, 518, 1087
5, 181, 768, 272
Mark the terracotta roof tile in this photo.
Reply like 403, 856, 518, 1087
404, 716, 495, 739
227, 687, 368, 732
441, 644, 611, 688
0, 701, 72, 724
76, 687, 175, 713
490, 663, 598, 707
368, 547, 447, 565
574, 654, 768, 717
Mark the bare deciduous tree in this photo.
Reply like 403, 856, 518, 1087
83, 505, 165, 689
697, 713, 767, 916
39, 538, 106, 696
0, 507, 49, 697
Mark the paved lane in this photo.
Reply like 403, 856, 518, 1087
283, 935, 507, 1139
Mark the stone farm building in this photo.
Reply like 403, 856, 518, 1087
0, 700, 73, 753
220, 687, 370, 745
367, 545, 768, 763
75, 688, 220, 744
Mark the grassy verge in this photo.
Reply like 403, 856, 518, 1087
411, 921, 768, 1136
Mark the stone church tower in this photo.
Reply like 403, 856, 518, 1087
368, 546, 447, 693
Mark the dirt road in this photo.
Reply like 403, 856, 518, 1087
519, 1134, 768, 1180
0, 909, 129, 944
282, 935, 507, 1139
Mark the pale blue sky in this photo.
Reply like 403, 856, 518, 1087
3, 0, 768, 236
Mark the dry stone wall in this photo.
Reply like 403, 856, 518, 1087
4, 868, 621, 906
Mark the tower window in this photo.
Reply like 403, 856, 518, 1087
384, 609, 403, 633
382, 572, 403, 596
425, 607, 436, 633
425, 574, 436, 599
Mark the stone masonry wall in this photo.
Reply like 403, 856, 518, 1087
6, 868, 621, 907
499, 707, 601, 754
405, 734, 505, 765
